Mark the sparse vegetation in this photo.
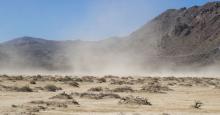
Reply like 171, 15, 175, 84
68, 81, 79, 87
119, 96, 152, 105
88, 86, 105, 92
50, 92, 73, 99
72, 92, 121, 100
141, 82, 172, 93
30, 80, 36, 84
112, 86, 135, 92
97, 77, 107, 83
81, 76, 96, 82
44, 84, 62, 92
110, 79, 134, 85
1, 74, 220, 114
14, 86, 33, 92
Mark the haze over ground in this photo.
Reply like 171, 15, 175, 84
0, 1, 219, 77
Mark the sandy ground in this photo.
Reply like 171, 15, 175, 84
0, 75, 220, 115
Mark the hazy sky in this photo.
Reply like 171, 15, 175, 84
0, 0, 215, 41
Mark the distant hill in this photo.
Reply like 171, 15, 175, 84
0, 2, 220, 73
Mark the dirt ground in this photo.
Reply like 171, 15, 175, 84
0, 75, 220, 115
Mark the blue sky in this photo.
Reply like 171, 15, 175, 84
0, 0, 216, 41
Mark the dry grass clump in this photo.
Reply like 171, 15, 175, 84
32, 74, 45, 81
7, 75, 24, 81
10, 104, 47, 114
26, 105, 47, 113
71, 77, 83, 82
72, 92, 121, 100
112, 86, 135, 92
30, 80, 36, 84
30, 99, 79, 108
0, 84, 31, 92
162, 77, 219, 87
141, 82, 172, 93
30, 100, 67, 108
96, 77, 107, 83
110, 79, 134, 85
50, 92, 73, 100
179, 83, 193, 87
103, 75, 119, 79
119, 96, 152, 105
88, 86, 104, 92
55, 76, 73, 82
81, 76, 96, 82
44, 84, 62, 92
68, 81, 79, 87
14, 85, 33, 92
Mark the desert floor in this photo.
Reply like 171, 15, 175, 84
0, 75, 220, 115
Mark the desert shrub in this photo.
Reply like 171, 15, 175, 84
119, 96, 152, 105
56, 76, 73, 82
112, 86, 135, 92
104, 75, 119, 79
141, 82, 172, 93
72, 77, 83, 82
6, 75, 23, 81
121, 76, 133, 80
79, 92, 104, 99
88, 86, 104, 92
33, 74, 43, 81
192, 100, 203, 109
68, 81, 79, 87
66, 99, 80, 105
30, 100, 67, 108
30, 99, 79, 107
110, 79, 134, 85
179, 83, 193, 87
44, 84, 62, 92
97, 77, 106, 83
30, 80, 36, 84
81, 76, 96, 82
50, 92, 73, 99
14, 86, 33, 92
72, 92, 120, 100
14, 76, 24, 80
26, 105, 47, 112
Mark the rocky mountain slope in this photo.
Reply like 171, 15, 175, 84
128, 1, 220, 66
0, 1, 220, 72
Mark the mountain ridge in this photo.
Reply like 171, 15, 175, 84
0, 1, 220, 73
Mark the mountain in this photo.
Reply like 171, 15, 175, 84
128, 1, 220, 66
0, 1, 220, 73
0, 37, 69, 71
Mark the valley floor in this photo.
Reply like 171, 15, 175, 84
0, 75, 220, 115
